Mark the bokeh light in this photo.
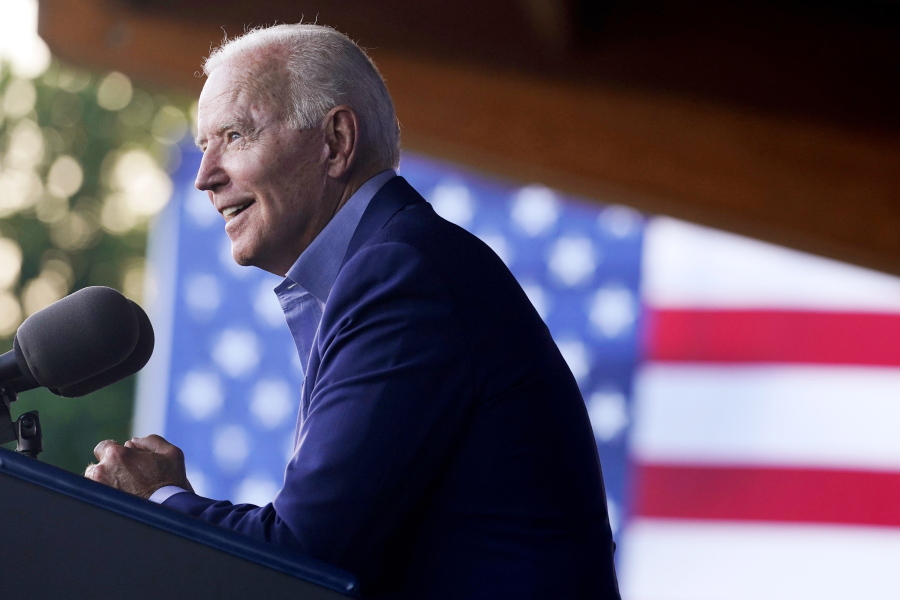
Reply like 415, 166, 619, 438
0, 168, 42, 217
49, 64, 92, 93
21, 268, 68, 315
49, 209, 99, 251
96, 71, 133, 111
41, 253, 75, 291
47, 154, 84, 198
6, 118, 44, 168
151, 105, 189, 144
2, 78, 37, 119
35, 193, 68, 224
0, 291, 23, 337
0, 237, 23, 289
101, 149, 173, 233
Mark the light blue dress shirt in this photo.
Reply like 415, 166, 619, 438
150, 169, 397, 505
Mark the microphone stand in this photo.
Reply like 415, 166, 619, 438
0, 383, 43, 459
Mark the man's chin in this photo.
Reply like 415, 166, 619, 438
230, 244, 256, 268
233, 254, 254, 267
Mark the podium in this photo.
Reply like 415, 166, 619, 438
0, 447, 360, 598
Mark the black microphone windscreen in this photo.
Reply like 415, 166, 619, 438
53, 300, 155, 398
16, 287, 139, 389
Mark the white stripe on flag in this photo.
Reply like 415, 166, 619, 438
632, 363, 900, 470
642, 217, 900, 311
619, 518, 900, 600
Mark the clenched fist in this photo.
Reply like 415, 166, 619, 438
84, 434, 194, 499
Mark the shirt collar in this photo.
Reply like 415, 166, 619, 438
280, 169, 397, 303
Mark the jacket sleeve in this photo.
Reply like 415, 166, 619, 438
164, 241, 474, 581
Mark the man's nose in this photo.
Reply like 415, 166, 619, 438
195, 150, 228, 192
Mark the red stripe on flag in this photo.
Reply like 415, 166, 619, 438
633, 463, 900, 527
645, 309, 900, 366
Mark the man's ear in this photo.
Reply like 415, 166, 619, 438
322, 105, 359, 180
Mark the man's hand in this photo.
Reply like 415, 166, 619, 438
84, 434, 194, 499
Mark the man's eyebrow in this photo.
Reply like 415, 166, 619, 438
194, 118, 254, 149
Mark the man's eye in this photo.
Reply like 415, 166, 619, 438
228, 132, 241, 142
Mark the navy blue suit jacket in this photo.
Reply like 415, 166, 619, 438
166, 177, 621, 599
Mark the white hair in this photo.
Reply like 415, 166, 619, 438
203, 23, 401, 169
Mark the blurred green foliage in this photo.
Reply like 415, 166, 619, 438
0, 58, 191, 473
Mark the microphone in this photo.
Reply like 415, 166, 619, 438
52, 300, 154, 397
0, 287, 154, 398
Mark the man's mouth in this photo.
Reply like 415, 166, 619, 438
222, 201, 254, 220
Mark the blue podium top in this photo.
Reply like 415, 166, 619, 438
0, 446, 360, 596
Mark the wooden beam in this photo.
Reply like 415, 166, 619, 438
381, 55, 900, 275
38, 0, 900, 275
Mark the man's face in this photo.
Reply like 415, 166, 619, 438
194, 58, 333, 276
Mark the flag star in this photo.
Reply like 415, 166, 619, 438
234, 476, 280, 506
212, 328, 261, 378
597, 204, 642, 239
511, 185, 559, 236
213, 424, 249, 472
250, 378, 294, 429
177, 370, 223, 420
430, 179, 475, 227
548, 236, 598, 286
587, 390, 629, 442
589, 285, 637, 338
557, 339, 591, 383
184, 273, 221, 320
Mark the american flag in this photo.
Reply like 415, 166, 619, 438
136, 149, 900, 599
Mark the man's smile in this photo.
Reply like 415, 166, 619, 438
222, 201, 255, 221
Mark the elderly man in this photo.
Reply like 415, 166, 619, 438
87, 23, 620, 599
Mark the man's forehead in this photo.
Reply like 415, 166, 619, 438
200, 61, 286, 119
200, 69, 251, 111
197, 91, 249, 129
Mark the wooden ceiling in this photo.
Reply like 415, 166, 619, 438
38, 0, 900, 275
